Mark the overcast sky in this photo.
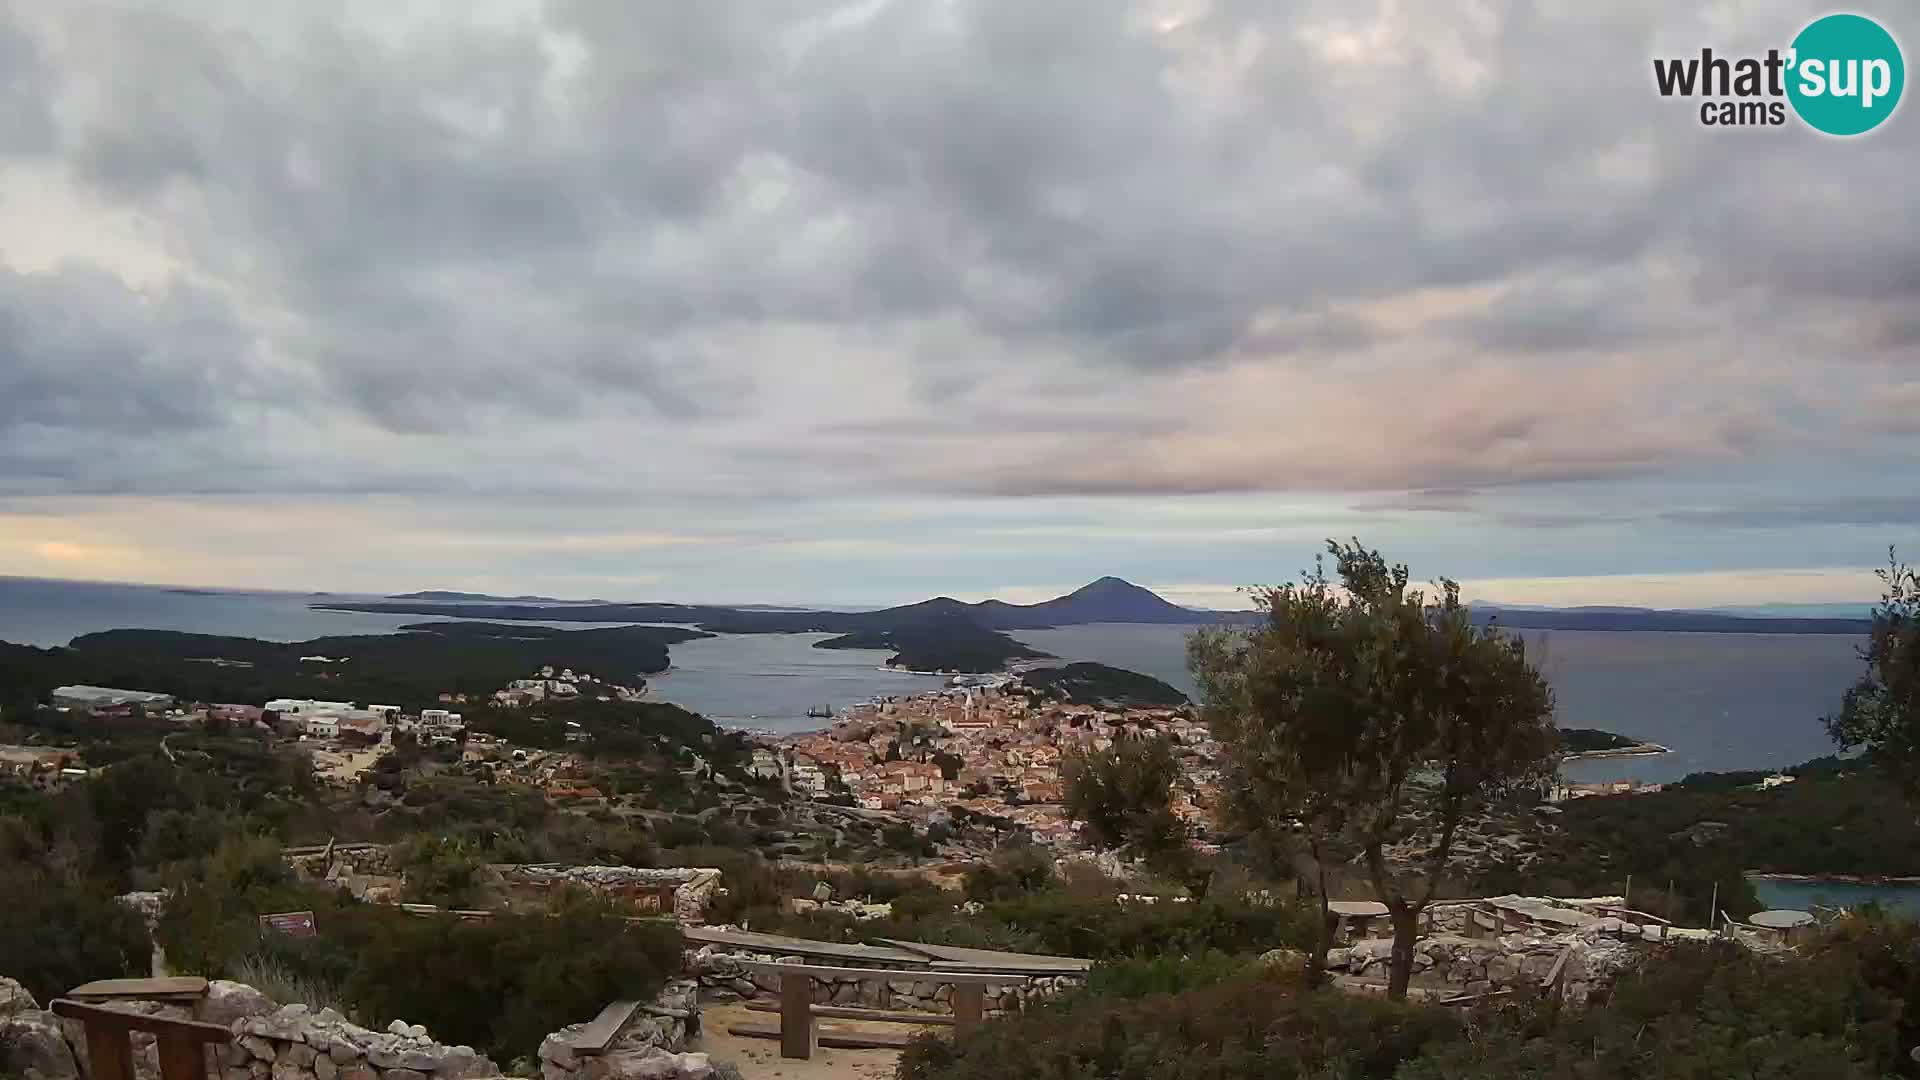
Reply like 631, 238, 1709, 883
1, 0, 1916, 608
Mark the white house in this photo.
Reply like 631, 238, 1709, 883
790, 758, 827, 795
266, 698, 356, 716
304, 715, 340, 738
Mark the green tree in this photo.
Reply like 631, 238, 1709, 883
394, 835, 490, 908
1826, 547, 1920, 800
0, 872, 150, 1003
1189, 540, 1556, 1001
962, 844, 1057, 903
1062, 736, 1208, 895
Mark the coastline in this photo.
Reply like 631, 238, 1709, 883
1564, 742, 1670, 761
876, 664, 1007, 678
1747, 872, 1920, 885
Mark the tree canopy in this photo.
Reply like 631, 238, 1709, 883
1825, 547, 1920, 800
1188, 539, 1557, 999
1062, 735, 1209, 892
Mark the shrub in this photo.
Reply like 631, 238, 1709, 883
899, 971, 1461, 1080
980, 892, 1316, 960
229, 952, 350, 1018
344, 893, 682, 1062
962, 846, 1056, 903
1399, 934, 1914, 1080
0, 873, 150, 1004
1081, 950, 1251, 999
392, 835, 491, 908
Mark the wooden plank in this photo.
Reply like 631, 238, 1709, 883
567, 1001, 639, 1055
876, 939, 1092, 973
683, 927, 926, 965
1542, 948, 1571, 990
68, 977, 209, 1002
84, 1018, 135, 1080
737, 962, 1027, 987
951, 985, 983, 1033
727, 1023, 917, 1051
780, 973, 812, 1061
155, 1028, 211, 1080
925, 959, 1085, 977
745, 1001, 956, 1027
50, 1001, 231, 1043
1437, 989, 1514, 1007
819, 1029, 917, 1051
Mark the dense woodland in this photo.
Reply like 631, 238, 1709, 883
1020, 662, 1191, 707
815, 611, 1052, 672
0, 622, 707, 714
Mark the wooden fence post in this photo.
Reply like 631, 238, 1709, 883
780, 972, 813, 1060
951, 985, 984, 1033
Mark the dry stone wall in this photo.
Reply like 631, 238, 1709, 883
1, 978, 498, 1080
223, 1004, 498, 1080
537, 982, 719, 1080
2, 977, 80, 1080
500, 866, 720, 923
687, 945, 1081, 1014
1329, 921, 1651, 1004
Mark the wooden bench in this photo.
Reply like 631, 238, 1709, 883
725, 962, 1029, 1060
565, 1000, 641, 1056
67, 978, 209, 1004
51, 999, 231, 1080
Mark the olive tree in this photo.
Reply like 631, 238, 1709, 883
1062, 735, 1209, 895
1826, 548, 1920, 799
1189, 540, 1556, 1000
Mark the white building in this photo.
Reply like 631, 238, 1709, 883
52, 685, 175, 711
304, 715, 340, 738
266, 698, 356, 716
748, 748, 782, 780
790, 758, 827, 795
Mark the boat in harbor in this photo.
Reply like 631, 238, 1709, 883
805, 704, 832, 718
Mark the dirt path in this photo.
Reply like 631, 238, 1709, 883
693, 1002, 915, 1080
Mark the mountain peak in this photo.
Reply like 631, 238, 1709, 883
1037, 577, 1196, 622
1067, 575, 1150, 596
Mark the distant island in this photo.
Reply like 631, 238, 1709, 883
0, 622, 709, 712
332, 577, 1875, 637
1471, 606, 1872, 635
388, 590, 608, 603
816, 612, 1051, 674
1020, 662, 1189, 708
1560, 727, 1669, 758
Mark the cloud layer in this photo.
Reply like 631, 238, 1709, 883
0, 0, 1915, 602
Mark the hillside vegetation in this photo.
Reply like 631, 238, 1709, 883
1, 623, 706, 713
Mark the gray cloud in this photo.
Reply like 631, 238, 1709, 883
1663, 498, 1920, 529
0, 0, 1916, 515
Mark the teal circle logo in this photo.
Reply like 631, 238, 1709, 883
1787, 14, 1904, 135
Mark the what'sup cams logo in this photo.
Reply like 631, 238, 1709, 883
1654, 12, 1904, 135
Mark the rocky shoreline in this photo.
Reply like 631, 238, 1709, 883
1563, 741, 1669, 761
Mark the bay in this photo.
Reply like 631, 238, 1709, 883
644, 632, 948, 730
1012, 623, 1866, 784
1750, 876, 1920, 915
0, 577, 947, 730
2, 579, 1874, 776
0, 576, 430, 644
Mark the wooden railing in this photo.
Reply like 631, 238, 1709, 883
50, 999, 231, 1080
727, 961, 1029, 1060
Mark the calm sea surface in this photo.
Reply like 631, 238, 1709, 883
1750, 877, 1920, 915
0, 577, 946, 730
1011, 623, 1867, 785
9, 577, 1913, 895
1, 579, 1869, 772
